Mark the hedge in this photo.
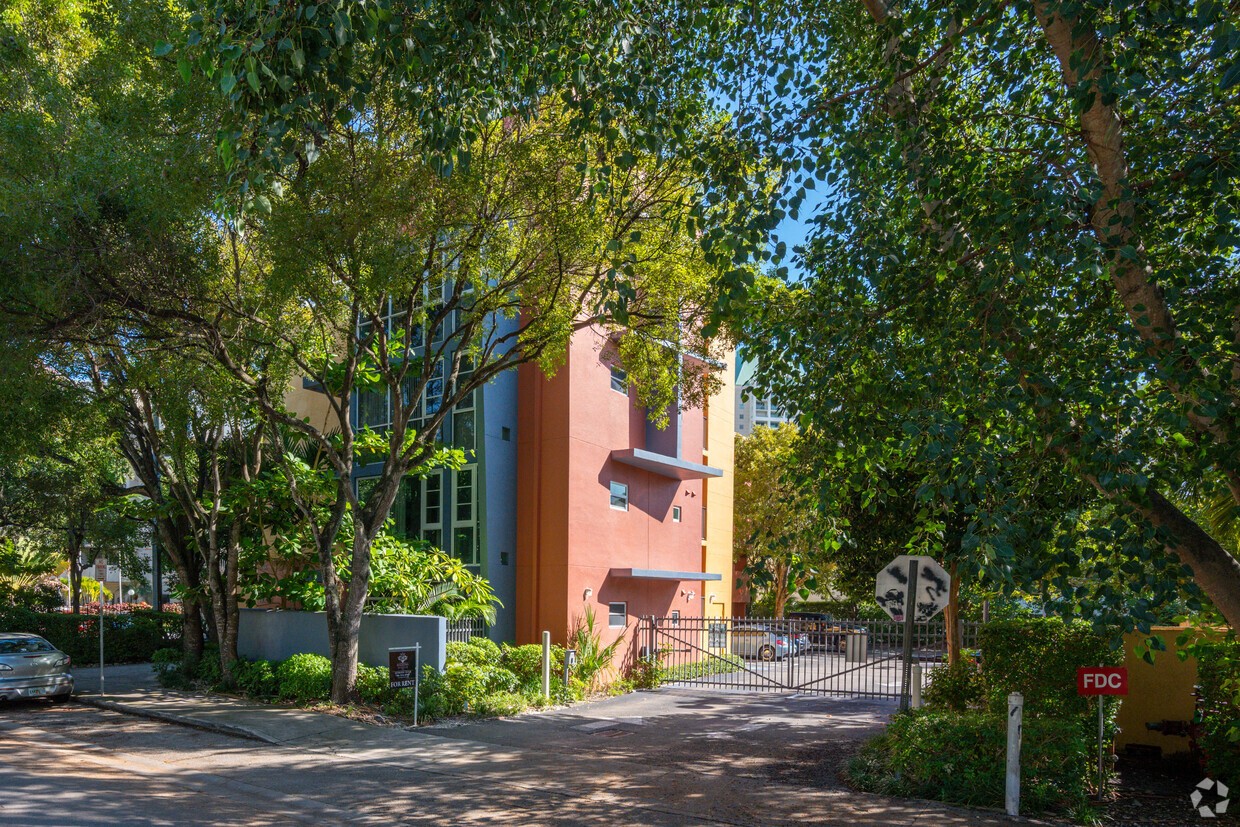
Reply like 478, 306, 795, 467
977, 617, 1121, 723
0, 606, 181, 665
848, 709, 1093, 815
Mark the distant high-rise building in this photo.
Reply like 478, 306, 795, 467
734, 358, 791, 436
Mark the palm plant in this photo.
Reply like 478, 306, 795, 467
569, 605, 626, 693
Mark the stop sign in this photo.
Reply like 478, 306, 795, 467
1077, 667, 1128, 696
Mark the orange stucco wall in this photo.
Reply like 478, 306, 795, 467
515, 329, 729, 661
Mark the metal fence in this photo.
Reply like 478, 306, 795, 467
637, 615, 980, 699
446, 616, 489, 644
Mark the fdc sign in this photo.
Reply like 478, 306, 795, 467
1077, 666, 1128, 696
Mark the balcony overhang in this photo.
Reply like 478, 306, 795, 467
610, 448, 723, 481
610, 568, 723, 582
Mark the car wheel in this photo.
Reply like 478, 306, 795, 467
49, 693, 71, 704
758, 645, 776, 662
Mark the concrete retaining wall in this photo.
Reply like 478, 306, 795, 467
237, 609, 447, 672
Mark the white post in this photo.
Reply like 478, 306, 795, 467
1006, 692, 1023, 816
541, 631, 551, 700
98, 561, 105, 697
911, 663, 923, 709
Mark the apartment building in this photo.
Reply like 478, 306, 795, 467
342, 318, 735, 648
734, 358, 791, 435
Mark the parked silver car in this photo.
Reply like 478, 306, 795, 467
0, 634, 73, 702
729, 627, 795, 661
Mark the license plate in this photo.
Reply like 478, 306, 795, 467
28, 687, 44, 695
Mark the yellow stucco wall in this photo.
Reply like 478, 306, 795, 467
282, 382, 337, 432
1115, 626, 1204, 755
702, 351, 736, 620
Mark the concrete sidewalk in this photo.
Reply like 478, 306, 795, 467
74, 663, 393, 746
65, 664, 1042, 826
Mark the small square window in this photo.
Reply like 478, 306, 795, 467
670, 610, 680, 627
610, 365, 628, 394
608, 602, 627, 628
609, 481, 629, 511
672, 506, 681, 522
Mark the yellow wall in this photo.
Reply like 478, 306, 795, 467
1115, 626, 1206, 755
282, 382, 337, 432
702, 351, 736, 620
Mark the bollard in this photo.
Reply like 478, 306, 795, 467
541, 631, 551, 700
911, 664, 923, 709
1006, 692, 1023, 816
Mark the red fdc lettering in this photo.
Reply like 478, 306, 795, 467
1076, 667, 1128, 696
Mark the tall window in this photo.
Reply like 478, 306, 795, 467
610, 481, 629, 511
610, 365, 628, 394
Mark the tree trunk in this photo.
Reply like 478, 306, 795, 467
944, 561, 962, 666
181, 597, 204, 670
328, 528, 375, 704
773, 559, 789, 619
68, 531, 83, 615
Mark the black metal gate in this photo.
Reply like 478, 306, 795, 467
637, 616, 979, 699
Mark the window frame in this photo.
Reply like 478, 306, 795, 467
609, 364, 628, 395
671, 506, 682, 523
609, 481, 629, 511
608, 602, 627, 629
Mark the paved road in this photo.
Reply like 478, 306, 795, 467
0, 687, 1035, 826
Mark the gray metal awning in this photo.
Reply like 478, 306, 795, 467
610, 448, 723, 481
610, 568, 723, 581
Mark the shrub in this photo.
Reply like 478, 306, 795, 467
472, 691, 528, 718
446, 637, 502, 668
923, 660, 984, 712
847, 709, 1092, 814
151, 647, 190, 688
233, 659, 280, 698
0, 605, 181, 665
978, 618, 1120, 723
1193, 635, 1240, 788
276, 653, 332, 701
659, 654, 743, 683
356, 664, 396, 705
501, 643, 560, 687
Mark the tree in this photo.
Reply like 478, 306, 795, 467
734, 424, 831, 618
150, 95, 732, 702
0, 0, 260, 670
716, 0, 1240, 629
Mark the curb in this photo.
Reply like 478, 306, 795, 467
75, 696, 281, 745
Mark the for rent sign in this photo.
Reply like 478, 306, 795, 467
1077, 666, 1128, 695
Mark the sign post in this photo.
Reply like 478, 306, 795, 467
389, 644, 421, 726
1077, 666, 1128, 796
875, 555, 951, 711
1006, 692, 1023, 815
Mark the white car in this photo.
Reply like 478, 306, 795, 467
0, 633, 74, 702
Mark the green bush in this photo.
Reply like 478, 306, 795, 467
472, 691, 528, 718
923, 661, 985, 712
979, 618, 1120, 722
1194, 636, 1240, 788
446, 637, 502, 668
233, 659, 280, 697
0, 606, 181, 665
356, 664, 396, 705
847, 709, 1092, 815
659, 654, 743, 683
276, 653, 332, 701
501, 643, 563, 687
